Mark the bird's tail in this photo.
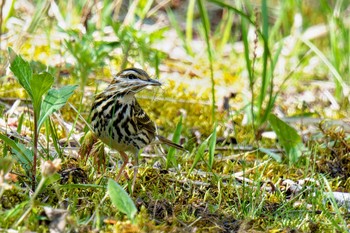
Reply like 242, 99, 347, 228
156, 135, 186, 151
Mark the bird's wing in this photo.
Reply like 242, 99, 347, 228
133, 100, 185, 151
133, 100, 156, 135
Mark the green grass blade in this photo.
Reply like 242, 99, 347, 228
46, 118, 62, 158
208, 0, 254, 25
260, 42, 283, 124
166, 116, 183, 169
186, 0, 195, 55
166, 8, 185, 45
301, 38, 349, 97
3, 201, 29, 222
241, 13, 253, 87
208, 123, 217, 170
167, 8, 192, 55
138, 0, 154, 20
26, 0, 50, 34
218, 10, 234, 53
197, 0, 215, 123
189, 137, 209, 175
0, 0, 15, 33
257, 0, 270, 124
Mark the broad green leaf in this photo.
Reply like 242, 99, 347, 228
38, 85, 77, 129
0, 133, 32, 164
208, 123, 217, 169
9, 48, 33, 97
14, 143, 34, 177
268, 114, 304, 164
107, 179, 137, 223
0, 133, 33, 175
31, 72, 54, 122
166, 116, 182, 169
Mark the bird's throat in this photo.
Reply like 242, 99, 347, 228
118, 93, 135, 104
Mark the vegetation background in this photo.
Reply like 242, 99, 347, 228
0, 0, 349, 232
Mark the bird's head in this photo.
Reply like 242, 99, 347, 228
108, 68, 161, 94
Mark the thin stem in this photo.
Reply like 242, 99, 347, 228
13, 176, 47, 228
32, 115, 38, 191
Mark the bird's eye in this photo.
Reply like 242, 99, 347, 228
129, 74, 137, 79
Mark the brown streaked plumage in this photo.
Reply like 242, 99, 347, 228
90, 68, 184, 189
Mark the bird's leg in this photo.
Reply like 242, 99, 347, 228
116, 151, 129, 181
132, 150, 139, 191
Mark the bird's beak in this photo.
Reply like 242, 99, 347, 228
147, 78, 162, 86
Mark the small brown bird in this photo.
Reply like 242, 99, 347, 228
90, 68, 183, 188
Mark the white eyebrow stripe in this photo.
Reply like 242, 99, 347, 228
122, 70, 141, 77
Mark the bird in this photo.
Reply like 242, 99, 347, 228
90, 67, 184, 189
